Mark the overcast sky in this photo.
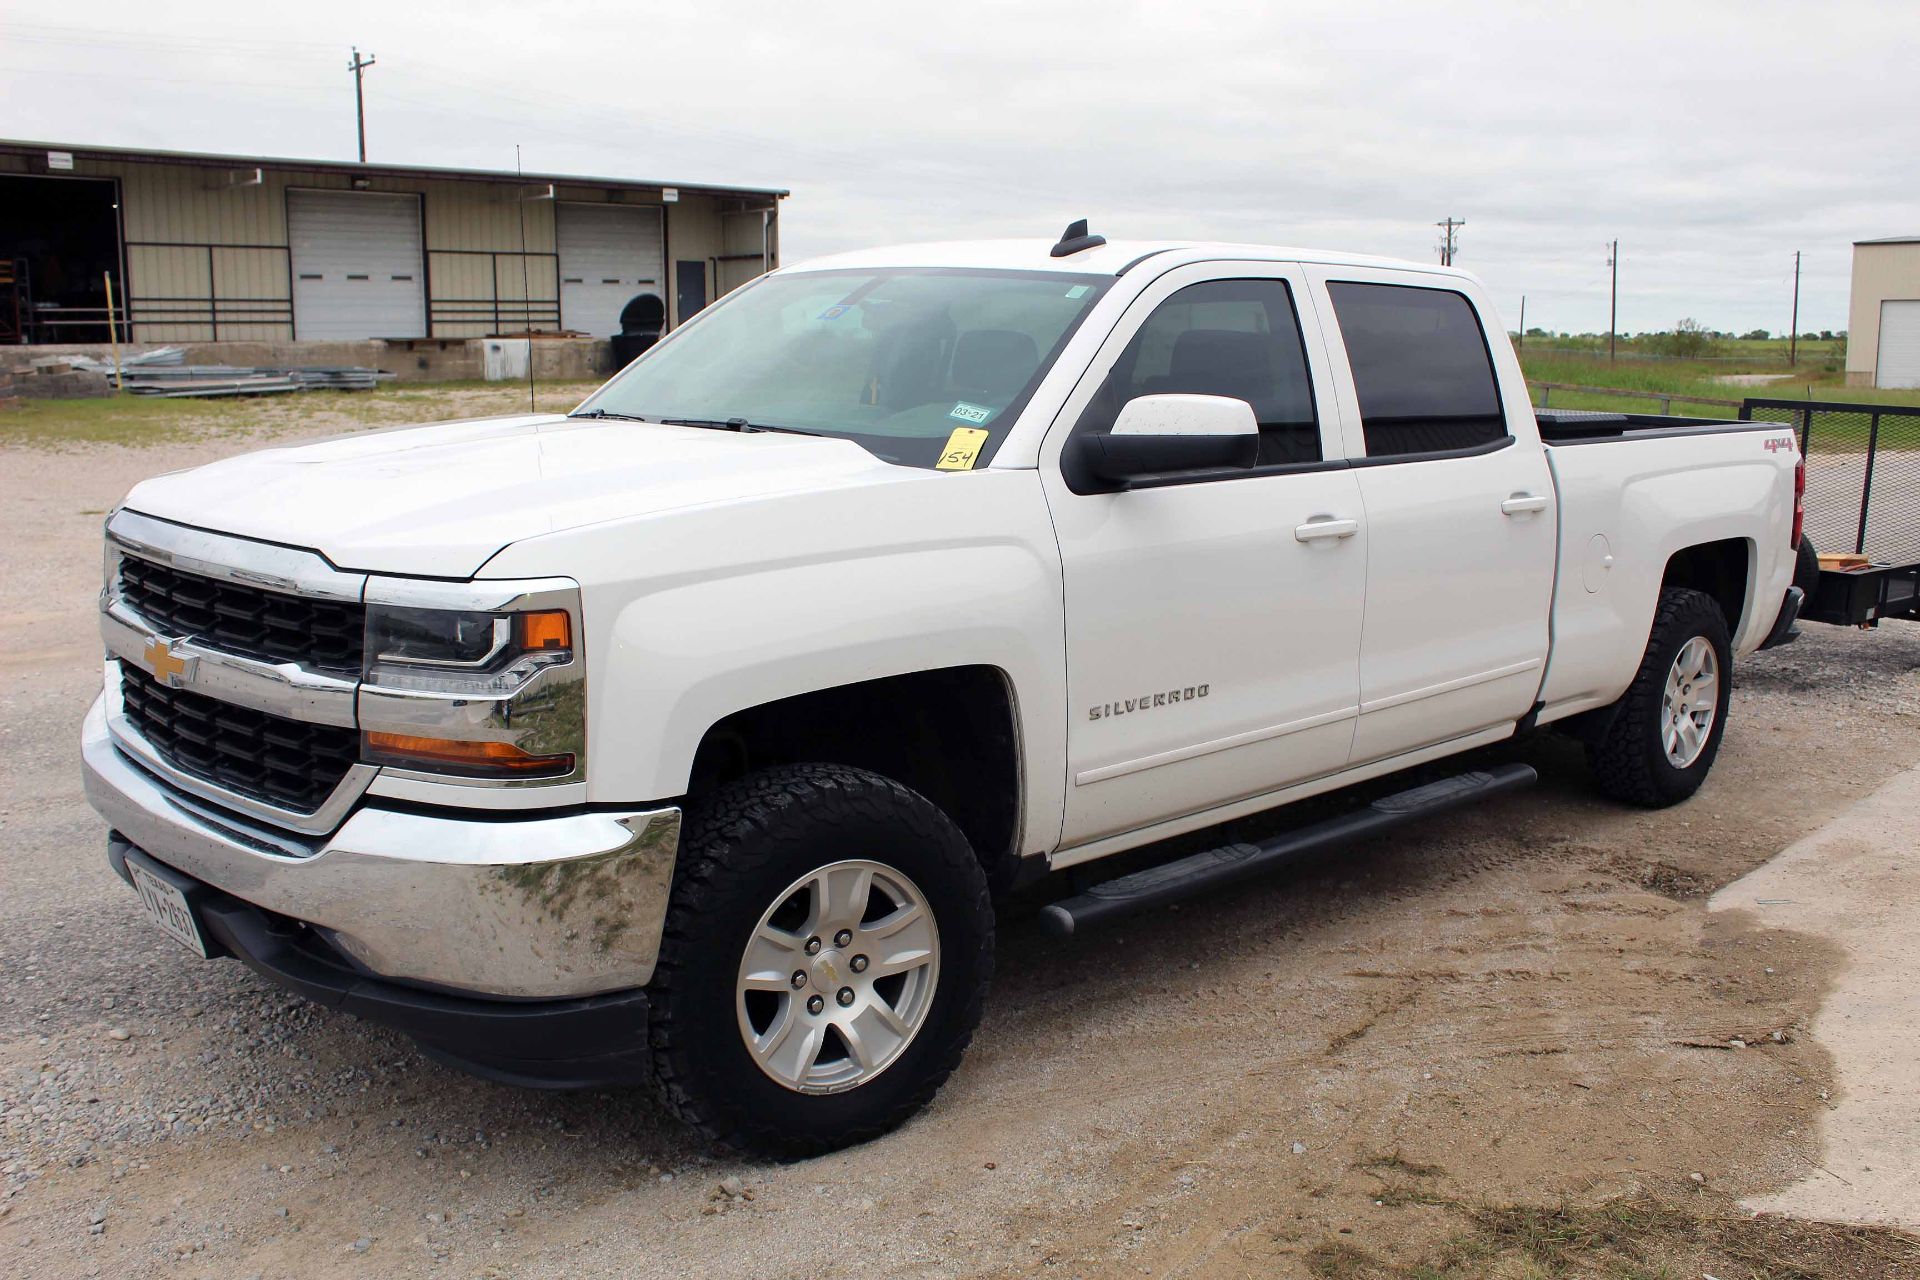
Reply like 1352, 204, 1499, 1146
4, 1, 1914, 334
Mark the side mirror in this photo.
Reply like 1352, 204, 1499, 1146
1063, 394, 1259, 492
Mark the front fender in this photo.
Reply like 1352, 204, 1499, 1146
482, 469, 1068, 854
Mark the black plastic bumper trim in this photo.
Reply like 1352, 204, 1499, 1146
1759, 585, 1804, 650
104, 835, 650, 1089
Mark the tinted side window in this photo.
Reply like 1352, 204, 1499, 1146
1077, 279, 1320, 466
1327, 282, 1506, 458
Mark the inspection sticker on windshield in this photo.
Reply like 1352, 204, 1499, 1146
948, 401, 993, 424
936, 427, 991, 471
817, 303, 852, 321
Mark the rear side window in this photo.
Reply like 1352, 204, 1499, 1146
1076, 278, 1320, 466
1326, 282, 1506, 459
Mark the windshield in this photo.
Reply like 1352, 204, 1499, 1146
574, 267, 1111, 469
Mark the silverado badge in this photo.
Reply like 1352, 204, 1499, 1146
142, 637, 196, 688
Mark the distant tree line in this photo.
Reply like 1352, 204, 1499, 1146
1519, 325, 1845, 342
1513, 322, 1848, 369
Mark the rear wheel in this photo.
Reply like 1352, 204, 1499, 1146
648, 763, 992, 1156
1587, 588, 1733, 808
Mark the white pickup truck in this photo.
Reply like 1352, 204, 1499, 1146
82, 223, 1804, 1155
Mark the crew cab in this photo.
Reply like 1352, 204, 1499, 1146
81, 223, 1803, 1155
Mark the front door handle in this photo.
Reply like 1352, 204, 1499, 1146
1501, 493, 1550, 515
1294, 516, 1360, 542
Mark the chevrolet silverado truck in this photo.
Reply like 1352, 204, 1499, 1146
82, 222, 1804, 1156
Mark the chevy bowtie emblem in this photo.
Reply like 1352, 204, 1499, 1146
143, 637, 196, 687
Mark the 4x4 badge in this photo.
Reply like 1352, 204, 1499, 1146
142, 637, 196, 688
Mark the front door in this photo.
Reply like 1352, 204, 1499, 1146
1309, 271, 1556, 763
1041, 264, 1367, 849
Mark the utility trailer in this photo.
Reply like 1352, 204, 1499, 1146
1741, 398, 1920, 628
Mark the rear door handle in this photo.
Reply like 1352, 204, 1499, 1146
1501, 494, 1550, 515
1294, 517, 1360, 542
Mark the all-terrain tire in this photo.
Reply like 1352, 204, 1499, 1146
648, 763, 993, 1157
1587, 587, 1733, 808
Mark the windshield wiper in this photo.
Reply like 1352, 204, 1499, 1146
659, 417, 825, 437
566, 408, 651, 422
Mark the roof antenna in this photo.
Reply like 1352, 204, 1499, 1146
1050, 218, 1107, 258
515, 143, 536, 414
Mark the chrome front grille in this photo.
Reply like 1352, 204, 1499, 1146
118, 553, 365, 676
118, 663, 359, 814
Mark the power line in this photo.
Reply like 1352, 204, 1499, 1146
0, 21, 338, 55
1436, 216, 1464, 266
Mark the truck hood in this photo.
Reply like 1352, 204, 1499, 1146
121, 414, 915, 578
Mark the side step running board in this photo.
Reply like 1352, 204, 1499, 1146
1040, 763, 1537, 937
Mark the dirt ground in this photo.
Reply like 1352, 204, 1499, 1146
4, 397, 1920, 1279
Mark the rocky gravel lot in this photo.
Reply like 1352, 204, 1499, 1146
4, 402, 1920, 1278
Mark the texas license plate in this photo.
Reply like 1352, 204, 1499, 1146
124, 851, 210, 958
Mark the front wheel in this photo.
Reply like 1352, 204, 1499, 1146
1587, 587, 1733, 808
648, 764, 993, 1156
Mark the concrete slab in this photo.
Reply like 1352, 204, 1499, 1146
1711, 760, 1920, 1229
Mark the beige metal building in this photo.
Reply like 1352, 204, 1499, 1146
0, 138, 784, 348
1847, 236, 1920, 389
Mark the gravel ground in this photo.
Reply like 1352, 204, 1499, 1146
3, 410, 1919, 1278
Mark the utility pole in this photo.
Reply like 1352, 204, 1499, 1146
1607, 240, 1619, 362
347, 47, 376, 162
1518, 295, 1526, 349
1436, 217, 1465, 266
1789, 250, 1802, 367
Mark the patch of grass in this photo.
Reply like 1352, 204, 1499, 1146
1358, 1152, 1448, 1180
0, 380, 603, 449
1306, 1240, 1388, 1279
0, 392, 220, 446
1306, 1193, 1920, 1279
1465, 1200, 1692, 1273
1518, 351, 1920, 431
1357, 1151, 1452, 1210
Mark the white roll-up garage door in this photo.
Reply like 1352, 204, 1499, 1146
288, 190, 426, 341
1879, 300, 1920, 390
557, 203, 664, 338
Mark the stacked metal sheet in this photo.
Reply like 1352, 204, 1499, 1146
66, 354, 393, 397
129, 371, 303, 398
286, 367, 387, 391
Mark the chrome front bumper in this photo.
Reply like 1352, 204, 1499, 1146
81, 695, 681, 999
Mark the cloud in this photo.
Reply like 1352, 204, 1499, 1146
3, 0, 1911, 332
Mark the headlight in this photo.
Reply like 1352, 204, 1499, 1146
365, 605, 572, 693
358, 592, 585, 784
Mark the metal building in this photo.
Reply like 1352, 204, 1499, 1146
0, 139, 785, 347
1847, 236, 1920, 389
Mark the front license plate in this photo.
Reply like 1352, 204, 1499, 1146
125, 852, 210, 958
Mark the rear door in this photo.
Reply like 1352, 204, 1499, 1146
288, 190, 425, 341
1307, 270, 1556, 764
1040, 263, 1367, 850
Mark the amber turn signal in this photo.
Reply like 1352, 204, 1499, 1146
363, 731, 574, 777
516, 610, 571, 652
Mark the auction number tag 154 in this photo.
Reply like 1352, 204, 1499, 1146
936, 427, 991, 471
